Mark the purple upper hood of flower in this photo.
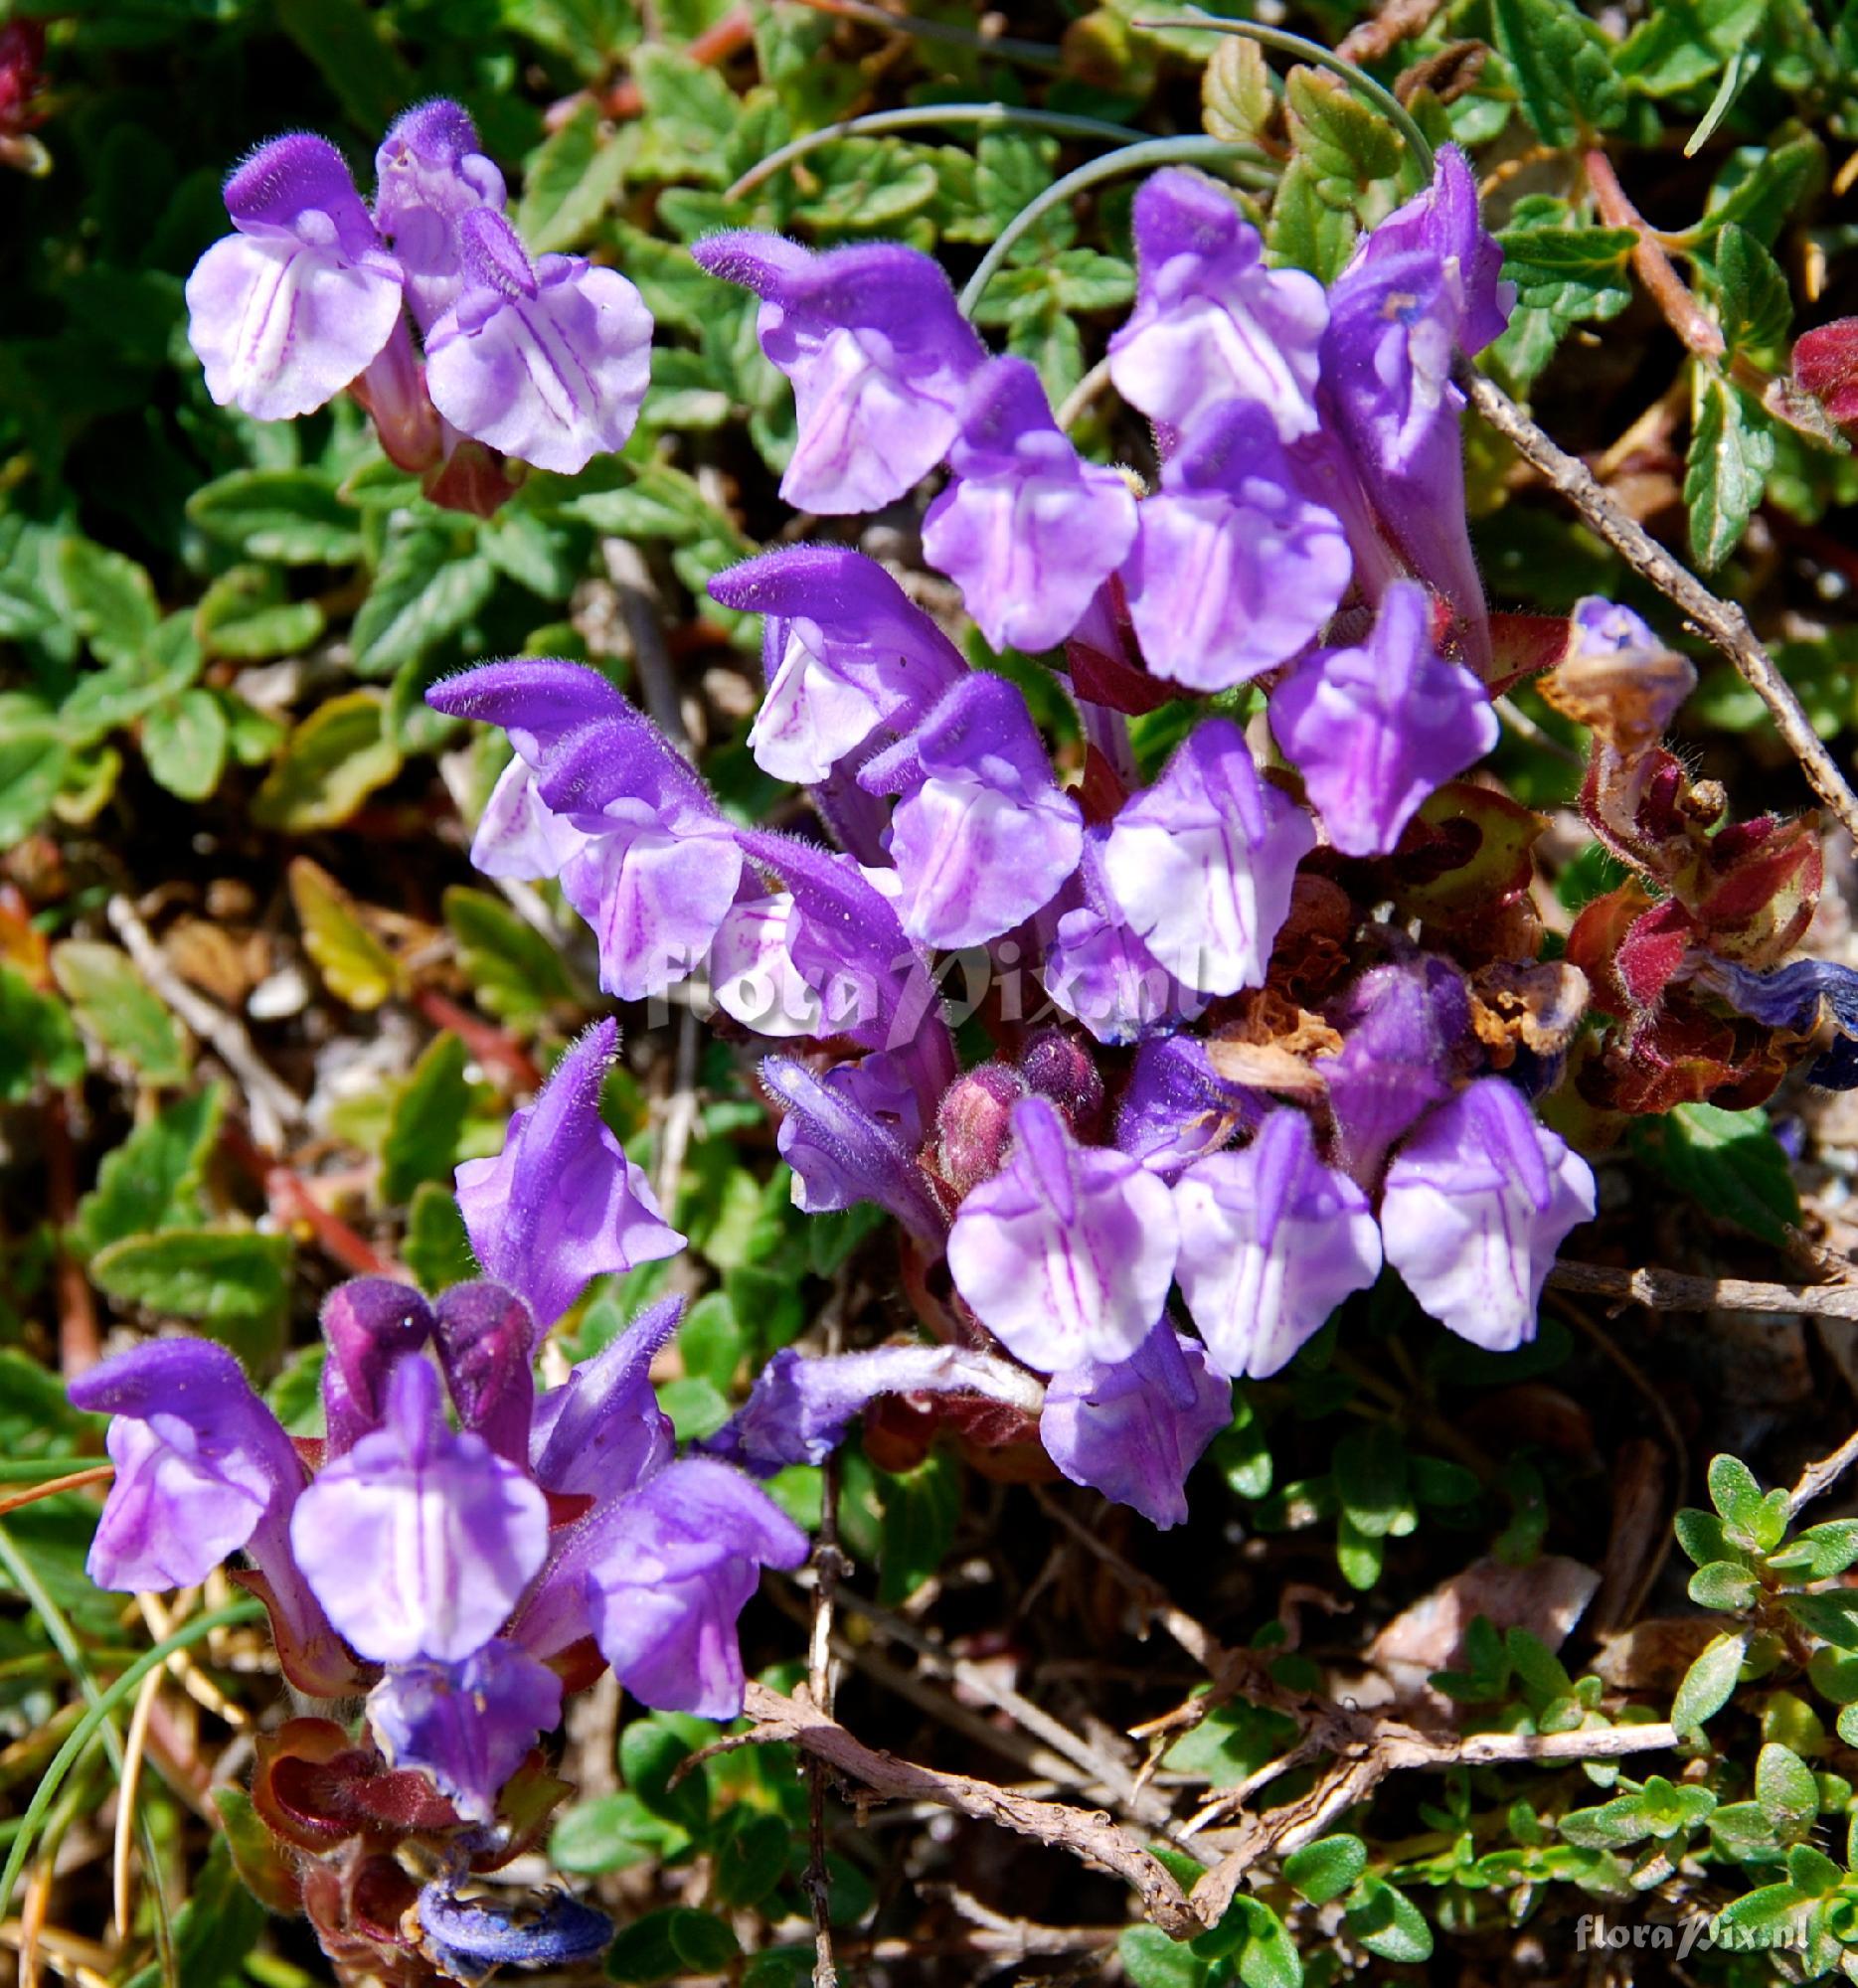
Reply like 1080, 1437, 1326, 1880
710, 546, 966, 785
371, 98, 507, 331
1113, 1034, 1261, 1175
1320, 955, 1471, 1184
1107, 166, 1328, 445
692, 231, 987, 513
922, 355, 1138, 654
1269, 580, 1497, 856
454, 1018, 683, 1328
760, 1053, 949, 1243
427, 659, 744, 1001
859, 672, 1084, 949
186, 132, 405, 422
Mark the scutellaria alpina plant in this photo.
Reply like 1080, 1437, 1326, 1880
60, 59, 1858, 1988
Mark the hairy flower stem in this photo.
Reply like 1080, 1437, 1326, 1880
1458, 359, 1858, 847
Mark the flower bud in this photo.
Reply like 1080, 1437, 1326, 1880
1018, 1027, 1104, 1138
932, 1064, 1025, 1200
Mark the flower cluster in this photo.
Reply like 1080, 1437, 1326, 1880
425, 150, 1628, 1534
71, 1025, 803, 1983
186, 100, 652, 509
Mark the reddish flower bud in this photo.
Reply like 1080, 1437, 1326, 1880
1793, 318, 1858, 432
932, 1064, 1024, 1200
1018, 1027, 1105, 1137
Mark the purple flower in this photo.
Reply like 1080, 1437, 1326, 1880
70, 1339, 305, 1594
1040, 1322, 1230, 1530
1703, 955, 1858, 1089
1107, 166, 1328, 445
1269, 580, 1497, 856
1041, 836, 1209, 1048
1320, 956, 1471, 1183
921, 356, 1138, 653
760, 1054, 949, 1243
1123, 402, 1352, 690
454, 1019, 683, 1329
529, 1295, 680, 1499
585, 1458, 809, 1720
423, 208, 652, 474
185, 133, 404, 421
708, 1342, 1044, 1473
290, 1358, 550, 1666
709, 547, 965, 785
427, 659, 744, 1001
1100, 719, 1315, 996
371, 99, 507, 332
859, 673, 1084, 949
946, 1096, 1179, 1371
1320, 147, 1510, 678
1173, 1109, 1382, 1377
369, 1639, 562, 1823
1114, 1036, 1261, 1174
1380, 1078, 1596, 1351
691, 232, 987, 513
735, 828, 955, 1107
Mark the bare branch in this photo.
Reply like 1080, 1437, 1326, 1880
1788, 1426, 1858, 1517
740, 1682, 1205, 1940
1548, 1261, 1858, 1320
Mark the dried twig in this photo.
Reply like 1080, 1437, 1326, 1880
42, 1094, 98, 1378
1336, 0, 1445, 63
805, 1456, 844, 1988
105, 895, 303, 1148
1787, 1425, 1858, 1517
741, 1681, 1204, 1939
1458, 366, 1858, 848
1547, 1260, 1858, 1319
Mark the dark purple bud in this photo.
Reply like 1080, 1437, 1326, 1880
432, 1281, 539, 1468
318, 1278, 433, 1458
1018, 1029, 1104, 1139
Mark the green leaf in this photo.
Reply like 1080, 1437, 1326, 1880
619, 1711, 712, 1836
187, 470, 364, 566
551, 1790, 683, 1876
142, 687, 228, 800
194, 566, 326, 662
57, 537, 158, 669
380, 1034, 470, 1205
0, 964, 83, 1102
1283, 65, 1401, 204
1161, 1695, 1299, 1786
71, 1085, 224, 1256
50, 940, 189, 1083
442, 885, 578, 1022
1335, 1508, 1385, 1589
605, 1905, 740, 1983
1786, 1842, 1842, 1897
0, 716, 69, 846
252, 690, 403, 832
1717, 1879, 1808, 1934
517, 99, 630, 253
1785, 1589, 1858, 1649
352, 528, 496, 678
713, 1809, 791, 1908
1770, 1520, 1858, 1580
630, 46, 741, 188
1489, 0, 1626, 146
288, 856, 400, 1011
1692, 136, 1824, 249
875, 1449, 960, 1605
1656, 1102, 1799, 1244
119, 1835, 264, 1988
1710, 223, 1792, 359
1672, 1629, 1748, 1737
1757, 1742, 1821, 1832
1674, 1505, 1747, 1569
1267, 157, 1356, 282
1283, 1834, 1368, 1905
973, 132, 1072, 254
1203, 34, 1275, 142
1499, 224, 1637, 325
1688, 1559, 1760, 1611
1343, 1878, 1434, 1963
1117, 1925, 1211, 1988
677, 1291, 744, 1393
90, 1229, 291, 1351
790, 139, 941, 233
403, 1181, 479, 1294
1333, 1423, 1413, 1539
